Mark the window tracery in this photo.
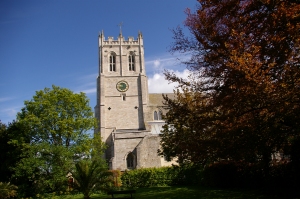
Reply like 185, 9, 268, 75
154, 110, 162, 120
158, 111, 162, 120
128, 53, 135, 71
109, 53, 116, 71
154, 111, 158, 120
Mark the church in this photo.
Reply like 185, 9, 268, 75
94, 31, 175, 170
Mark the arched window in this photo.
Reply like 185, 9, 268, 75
126, 152, 135, 169
158, 111, 162, 120
154, 111, 158, 120
109, 53, 116, 71
128, 54, 135, 71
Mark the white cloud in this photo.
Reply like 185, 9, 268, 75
153, 60, 160, 68
148, 69, 190, 93
145, 53, 190, 93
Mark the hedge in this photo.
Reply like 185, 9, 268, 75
120, 161, 300, 193
120, 165, 203, 188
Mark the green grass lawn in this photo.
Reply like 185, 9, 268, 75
49, 186, 285, 199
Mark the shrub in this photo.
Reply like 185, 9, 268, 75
0, 182, 18, 199
171, 164, 203, 186
121, 167, 169, 188
109, 170, 122, 188
121, 165, 203, 188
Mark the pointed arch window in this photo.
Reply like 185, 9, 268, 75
109, 53, 116, 71
126, 152, 135, 169
128, 53, 135, 71
158, 111, 162, 120
154, 111, 158, 120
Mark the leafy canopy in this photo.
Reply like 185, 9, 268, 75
14, 85, 97, 194
0, 120, 29, 183
161, 0, 300, 167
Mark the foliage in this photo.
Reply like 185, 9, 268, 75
0, 121, 29, 183
0, 182, 18, 199
13, 85, 97, 195
159, 90, 218, 165
122, 162, 295, 193
121, 165, 202, 188
161, 0, 300, 170
108, 170, 122, 188
121, 167, 172, 188
0, 121, 11, 182
72, 160, 112, 199
0, 120, 32, 197
71, 134, 112, 199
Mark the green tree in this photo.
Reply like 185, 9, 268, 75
162, 0, 300, 170
14, 85, 97, 195
0, 121, 29, 183
0, 121, 9, 182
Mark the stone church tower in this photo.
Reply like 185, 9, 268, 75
95, 31, 175, 170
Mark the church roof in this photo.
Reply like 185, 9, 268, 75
148, 93, 174, 106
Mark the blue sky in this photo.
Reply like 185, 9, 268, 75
0, 0, 196, 124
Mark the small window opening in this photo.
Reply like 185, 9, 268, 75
122, 94, 126, 101
158, 111, 162, 120
127, 152, 135, 169
128, 54, 135, 71
154, 111, 158, 120
110, 54, 116, 71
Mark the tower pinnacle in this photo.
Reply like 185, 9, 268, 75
118, 22, 123, 36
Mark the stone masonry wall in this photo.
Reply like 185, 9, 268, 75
136, 135, 161, 168
112, 136, 143, 170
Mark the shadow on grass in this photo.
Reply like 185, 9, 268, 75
136, 186, 282, 199
89, 186, 283, 199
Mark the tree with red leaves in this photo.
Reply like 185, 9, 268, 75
160, 0, 300, 169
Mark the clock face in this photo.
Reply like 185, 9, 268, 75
116, 80, 129, 92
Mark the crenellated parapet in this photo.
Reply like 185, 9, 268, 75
99, 31, 143, 47
103, 37, 139, 45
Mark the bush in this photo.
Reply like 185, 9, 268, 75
121, 165, 203, 188
0, 182, 18, 199
109, 170, 122, 188
112, 162, 300, 197
121, 167, 169, 188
